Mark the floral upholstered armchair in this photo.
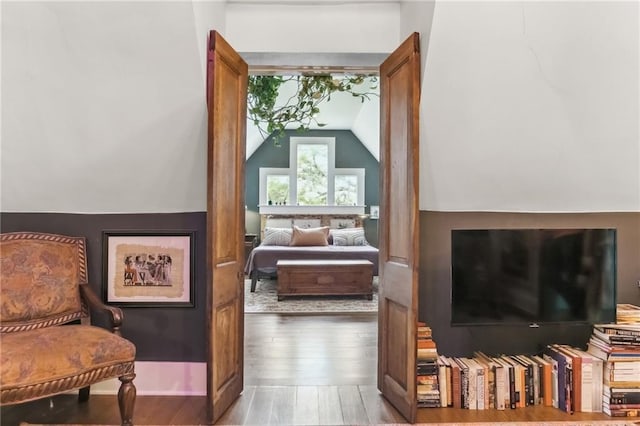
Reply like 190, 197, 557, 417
0, 232, 136, 425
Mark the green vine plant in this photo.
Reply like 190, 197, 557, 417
247, 74, 379, 146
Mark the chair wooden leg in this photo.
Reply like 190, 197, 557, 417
78, 385, 90, 402
117, 373, 136, 426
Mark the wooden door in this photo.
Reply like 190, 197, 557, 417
205, 30, 248, 423
377, 32, 421, 423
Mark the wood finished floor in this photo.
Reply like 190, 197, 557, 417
0, 313, 618, 425
0, 312, 408, 425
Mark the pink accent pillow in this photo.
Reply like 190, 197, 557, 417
290, 226, 330, 246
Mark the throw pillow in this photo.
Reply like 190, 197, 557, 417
290, 225, 330, 246
331, 227, 368, 246
261, 227, 293, 246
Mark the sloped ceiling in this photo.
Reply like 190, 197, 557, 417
228, 2, 398, 161
245, 74, 380, 160
242, 51, 387, 160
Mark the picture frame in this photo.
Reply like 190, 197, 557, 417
102, 230, 195, 307
369, 205, 380, 220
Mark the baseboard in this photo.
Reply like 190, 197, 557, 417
89, 362, 206, 396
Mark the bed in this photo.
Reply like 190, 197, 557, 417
244, 226, 379, 292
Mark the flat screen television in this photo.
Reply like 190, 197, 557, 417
451, 228, 617, 326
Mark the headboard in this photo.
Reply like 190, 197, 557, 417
259, 214, 364, 242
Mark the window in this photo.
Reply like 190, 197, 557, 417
266, 174, 289, 205
260, 168, 289, 205
296, 141, 329, 205
259, 137, 365, 210
334, 174, 358, 206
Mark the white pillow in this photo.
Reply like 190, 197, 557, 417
331, 227, 368, 246
261, 227, 293, 246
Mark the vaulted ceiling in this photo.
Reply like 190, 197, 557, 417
242, 53, 385, 160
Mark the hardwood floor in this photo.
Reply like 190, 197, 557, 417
0, 312, 407, 425
0, 313, 619, 425
244, 313, 378, 387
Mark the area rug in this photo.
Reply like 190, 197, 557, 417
244, 276, 378, 313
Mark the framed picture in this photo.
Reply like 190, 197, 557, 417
103, 230, 195, 307
369, 205, 380, 220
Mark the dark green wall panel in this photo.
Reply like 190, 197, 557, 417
245, 129, 380, 246
0, 212, 207, 362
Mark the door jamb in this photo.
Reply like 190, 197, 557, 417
240, 55, 384, 383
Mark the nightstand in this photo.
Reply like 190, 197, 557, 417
244, 234, 258, 264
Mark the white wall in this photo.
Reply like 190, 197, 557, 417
420, 1, 639, 212
224, 2, 401, 53
1, 1, 220, 213
0, 1, 399, 213
1, 1, 638, 214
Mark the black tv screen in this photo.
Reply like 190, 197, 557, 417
451, 228, 617, 326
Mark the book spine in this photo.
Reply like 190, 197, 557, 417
592, 357, 603, 413
533, 358, 541, 405
565, 360, 574, 414
508, 362, 516, 409
455, 358, 469, 410
606, 369, 640, 382
462, 366, 469, 409
609, 392, 640, 404
571, 352, 582, 413
467, 360, 477, 410
609, 336, 640, 345
536, 356, 552, 407
446, 363, 453, 407
603, 407, 640, 417
512, 356, 532, 407
596, 326, 640, 337
437, 358, 448, 408
416, 363, 439, 376
525, 360, 534, 406
607, 360, 640, 370
476, 366, 485, 410
581, 357, 593, 413
494, 364, 506, 410
545, 346, 568, 413
608, 404, 640, 409
451, 361, 462, 409
542, 353, 559, 408
488, 364, 496, 410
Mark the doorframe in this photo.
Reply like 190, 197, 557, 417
207, 43, 420, 422
241, 53, 384, 385
241, 52, 387, 75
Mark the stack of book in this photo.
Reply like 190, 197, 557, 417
430, 349, 606, 413
542, 343, 604, 414
617, 303, 640, 325
416, 322, 441, 408
433, 352, 547, 411
587, 318, 640, 418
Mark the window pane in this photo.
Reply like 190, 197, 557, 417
334, 175, 358, 206
266, 175, 289, 204
297, 144, 328, 205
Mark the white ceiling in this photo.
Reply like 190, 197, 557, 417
246, 76, 380, 159
230, 0, 398, 3
243, 54, 384, 160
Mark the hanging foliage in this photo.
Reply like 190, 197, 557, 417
247, 74, 378, 145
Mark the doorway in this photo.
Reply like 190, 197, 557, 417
206, 31, 420, 423
242, 63, 381, 393
243, 68, 381, 316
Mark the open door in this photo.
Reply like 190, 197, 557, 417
205, 30, 248, 423
377, 32, 421, 423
